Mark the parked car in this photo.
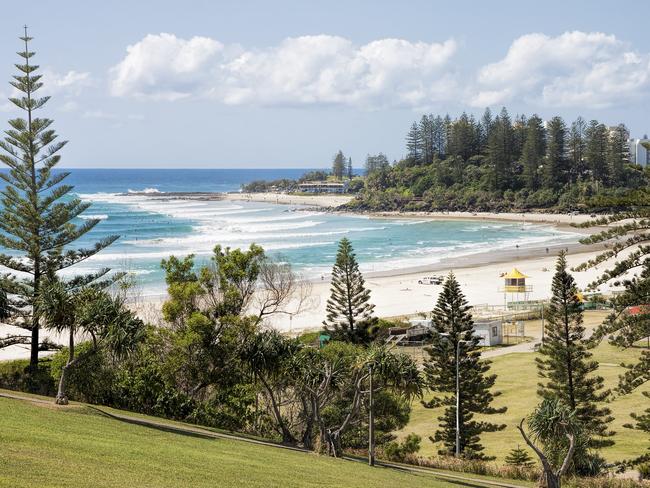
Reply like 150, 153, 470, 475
418, 276, 443, 285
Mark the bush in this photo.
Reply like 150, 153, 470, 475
384, 433, 421, 462
638, 463, 650, 480
407, 455, 540, 482
0, 358, 56, 396
565, 477, 645, 488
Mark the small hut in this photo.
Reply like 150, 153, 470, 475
500, 268, 532, 309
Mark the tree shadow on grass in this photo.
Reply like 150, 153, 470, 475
87, 406, 217, 441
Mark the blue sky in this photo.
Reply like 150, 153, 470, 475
2, 0, 649, 168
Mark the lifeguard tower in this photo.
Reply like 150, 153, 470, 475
499, 268, 532, 309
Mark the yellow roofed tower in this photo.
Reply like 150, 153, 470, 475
499, 268, 532, 309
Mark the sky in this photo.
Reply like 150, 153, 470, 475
1, 0, 649, 168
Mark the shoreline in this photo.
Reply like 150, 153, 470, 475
1, 192, 613, 358
222, 192, 603, 227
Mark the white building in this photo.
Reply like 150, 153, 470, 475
628, 138, 650, 166
407, 318, 503, 347
473, 319, 503, 347
298, 181, 349, 194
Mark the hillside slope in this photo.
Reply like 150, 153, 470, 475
0, 394, 504, 488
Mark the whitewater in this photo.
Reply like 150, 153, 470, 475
52, 168, 581, 297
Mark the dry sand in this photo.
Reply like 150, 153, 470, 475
1, 195, 618, 360
226, 192, 355, 208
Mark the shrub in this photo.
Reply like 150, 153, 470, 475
406, 455, 540, 482
0, 358, 56, 396
384, 433, 421, 462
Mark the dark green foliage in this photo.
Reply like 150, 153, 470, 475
505, 445, 535, 468
384, 433, 422, 462
575, 207, 650, 467
332, 150, 346, 179
487, 108, 514, 190
406, 122, 422, 164
365, 153, 390, 175
585, 121, 609, 183
345, 108, 644, 214
536, 253, 614, 451
0, 358, 55, 396
0, 32, 117, 370
517, 399, 583, 488
323, 238, 376, 343
521, 115, 546, 190
543, 117, 568, 189
422, 273, 506, 459
607, 124, 630, 187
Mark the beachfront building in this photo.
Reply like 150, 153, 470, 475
404, 318, 503, 347
298, 180, 349, 194
473, 319, 503, 346
628, 138, 650, 166
499, 268, 532, 309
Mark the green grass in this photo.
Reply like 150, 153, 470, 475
0, 395, 504, 488
400, 341, 650, 463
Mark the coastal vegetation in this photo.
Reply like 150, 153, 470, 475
422, 273, 506, 460
0, 32, 119, 373
351, 110, 647, 213
243, 109, 647, 214
2, 32, 650, 488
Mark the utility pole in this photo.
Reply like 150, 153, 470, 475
368, 363, 375, 466
454, 340, 461, 457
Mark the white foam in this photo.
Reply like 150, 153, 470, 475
80, 214, 108, 220
128, 187, 162, 194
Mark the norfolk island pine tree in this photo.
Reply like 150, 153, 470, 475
0, 29, 118, 372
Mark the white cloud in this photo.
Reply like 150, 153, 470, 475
41, 69, 92, 96
109, 33, 458, 108
471, 31, 650, 108
110, 33, 223, 101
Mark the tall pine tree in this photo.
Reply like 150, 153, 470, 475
0, 29, 118, 370
332, 150, 345, 179
521, 115, 546, 190
607, 124, 629, 187
423, 273, 506, 459
487, 108, 514, 191
536, 253, 614, 449
585, 120, 609, 185
323, 238, 376, 343
543, 116, 568, 189
568, 117, 587, 184
406, 122, 422, 165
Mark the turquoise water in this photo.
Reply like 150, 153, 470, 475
34, 169, 578, 296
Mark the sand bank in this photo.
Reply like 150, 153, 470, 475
225, 192, 355, 208
223, 192, 605, 227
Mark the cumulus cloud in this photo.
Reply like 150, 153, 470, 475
41, 69, 92, 96
471, 31, 650, 108
109, 33, 458, 108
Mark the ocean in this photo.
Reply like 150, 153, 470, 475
42, 169, 578, 296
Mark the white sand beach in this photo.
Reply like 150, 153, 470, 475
0, 202, 620, 360
225, 192, 355, 208
265, 246, 619, 332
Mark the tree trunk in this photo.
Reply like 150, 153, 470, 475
259, 375, 295, 444
29, 265, 41, 373
300, 396, 315, 450
55, 329, 75, 405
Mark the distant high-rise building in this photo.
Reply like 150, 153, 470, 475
628, 138, 650, 166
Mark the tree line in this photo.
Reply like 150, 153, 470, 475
1, 32, 649, 487
349, 110, 648, 212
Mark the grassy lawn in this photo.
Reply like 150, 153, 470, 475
0, 396, 504, 488
399, 340, 650, 463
